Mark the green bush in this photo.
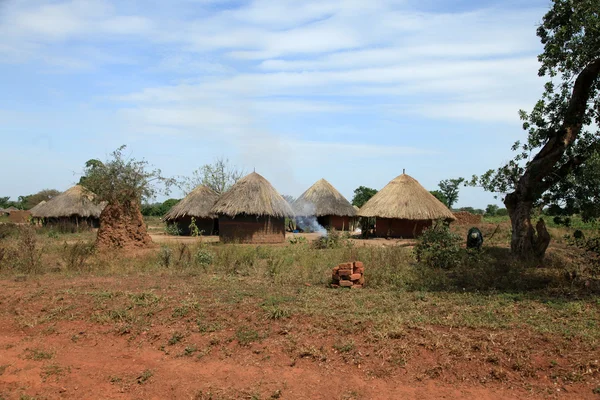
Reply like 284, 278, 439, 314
414, 222, 462, 269
311, 229, 352, 249
194, 247, 214, 268
165, 223, 181, 236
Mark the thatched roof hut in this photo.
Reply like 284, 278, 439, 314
164, 185, 219, 235
294, 179, 356, 217
212, 172, 294, 218
29, 201, 46, 215
211, 172, 293, 243
293, 179, 356, 231
31, 185, 105, 229
358, 173, 455, 238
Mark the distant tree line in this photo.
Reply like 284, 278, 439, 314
141, 199, 181, 217
0, 189, 61, 210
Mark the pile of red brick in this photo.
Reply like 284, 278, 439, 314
331, 261, 365, 289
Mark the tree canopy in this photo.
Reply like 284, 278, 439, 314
80, 145, 174, 206
181, 158, 244, 195
438, 178, 464, 209
18, 189, 61, 210
351, 186, 378, 208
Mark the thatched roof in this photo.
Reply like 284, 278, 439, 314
31, 185, 105, 218
293, 179, 356, 217
358, 173, 456, 221
211, 172, 294, 218
29, 201, 46, 215
164, 185, 219, 221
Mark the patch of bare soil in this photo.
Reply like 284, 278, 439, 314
1, 276, 598, 399
96, 202, 152, 250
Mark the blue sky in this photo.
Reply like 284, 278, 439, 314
0, 0, 551, 207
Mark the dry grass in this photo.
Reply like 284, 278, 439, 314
2, 219, 600, 396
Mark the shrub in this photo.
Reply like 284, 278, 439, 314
165, 223, 181, 236
194, 247, 214, 268
61, 241, 96, 272
414, 222, 462, 269
311, 229, 352, 249
158, 245, 172, 268
288, 236, 307, 245
189, 217, 201, 237
0, 223, 20, 239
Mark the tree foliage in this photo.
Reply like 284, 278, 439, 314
141, 199, 181, 217
438, 178, 465, 209
472, 0, 600, 216
351, 186, 377, 208
80, 145, 174, 206
18, 189, 61, 210
181, 158, 244, 195
485, 204, 500, 216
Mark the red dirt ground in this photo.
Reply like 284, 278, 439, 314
1, 276, 598, 400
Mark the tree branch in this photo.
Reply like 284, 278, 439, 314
514, 58, 600, 200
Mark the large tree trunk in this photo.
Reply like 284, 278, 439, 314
505, 194, 550, 260
96, 201, 152, 250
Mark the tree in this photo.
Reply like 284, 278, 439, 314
472, 0, 600, 259
430, 190, 448, 206
0, 197, 11, 208
438, 178, 465, 209
182, 158, 244, 195
351, 186, 378, 208
141, 199, 181, 217
282, 195, 296, 204
81, 145, 174, 249
18, 189, 60, 210
485, 204, 500, 216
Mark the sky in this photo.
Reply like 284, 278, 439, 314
0, 0, 552, 208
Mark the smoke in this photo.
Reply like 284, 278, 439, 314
294, 201, 326, 236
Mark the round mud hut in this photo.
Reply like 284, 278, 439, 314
293, 179, 356, 231
163, 185, 219, 235
211, 172, 294, 243
30, 185, 105, 231
358, 173, 455, 238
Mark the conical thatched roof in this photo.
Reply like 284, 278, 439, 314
293, 179, 356, 217
29, 200, 47, 215
211, 172, 294, 218
31, 185, 105, 218
358, 174, 455, 221
164, 185, 219, 221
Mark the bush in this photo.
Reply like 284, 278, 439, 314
158, 245, 172, 268
61, 241, 95, 272
414, 222, 462, 269
194, 247, 214, 268
311, 229, 352, 249
288, 236, 307, 245
165, 223, 181, 236
1, 226, 45, 274
0, 223, 20, 239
